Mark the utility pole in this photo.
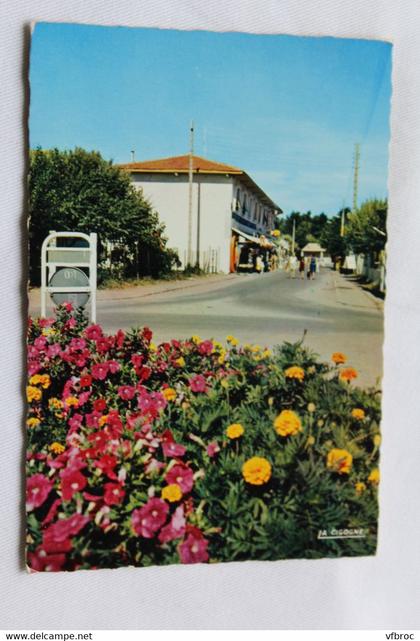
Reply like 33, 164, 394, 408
340, 199, 346, 237
353, 143, 360, 213
291, 219, 296, 255
195, 168, 201, 269
187, 121, 194, 265
131, 150, 135, 162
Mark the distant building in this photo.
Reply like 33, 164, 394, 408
118, 154, 282, 273
301, 242, 326, 258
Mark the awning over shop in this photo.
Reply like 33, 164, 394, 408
232, 227, 261, 244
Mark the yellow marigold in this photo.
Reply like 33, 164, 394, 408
161, 484, 183, 502
262, 349, 272, 358
98, 415, 108, 427
49, 442, 65, 455
307, 402, 316, 413
326, 448, 353, 474
64, 396, 79, 408
242, 456, 272, 485
218, 350, 227, 365
351, 408, 365, 420
27, 417, 41, 428
191, 335, 201, 345
285, 366, 305, 381
175, 357, 186, 367
226, 335, 239, 346
251, 345, 261, 353
39, 374, 51, 389
48, 397, 63, 410
272, 229, 280, 237
149, 342, 158, 352
373, 434, 381, 447
355, 481, 366, 494
27, 386, 42, 403
226, 423, 245, 439
339, 367, 358, 383
274, 410, 302, 437
29, 374, 42, 386
368, 468, 380, 485
212, 341, 223, 352
332, 352, 347, 364
162, 387, 177, 402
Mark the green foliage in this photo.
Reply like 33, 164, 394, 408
345, 198, 387, 257
28, 147, 179, 284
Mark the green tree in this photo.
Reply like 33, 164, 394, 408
29, 148, 179, 284
345, 198, 387, 257
320, 212, 349, 261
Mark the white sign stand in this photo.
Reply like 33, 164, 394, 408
40, 231, 97, 322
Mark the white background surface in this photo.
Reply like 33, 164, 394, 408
1, 0, 420, 630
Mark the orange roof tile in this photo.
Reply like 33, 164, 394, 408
118, 154, 242, 175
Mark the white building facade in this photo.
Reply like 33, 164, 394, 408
119, 155, 282, 274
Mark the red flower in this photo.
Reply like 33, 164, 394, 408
94, 454, 118, 480
107, 360, 120, 374
162, 441, 186, 458
136, 365, 152, 382
179, 529, 209, 564
84, 324, 103, 341
165, 462, 194, 493
131, 498, 169, 538
43, 513, 89, 553
26, 473, 53, 511
96, 336, 114, 354
27, 547, 66, 572
142, 327, 153, 343
115, 329, 125, 348
93, 398, 107, 412
198, 340, 213, 356
91, 362, 109, 381
118, 385, 136, 401
158, 505, 186, 543
79, 374, 92, 388
104, 482, 125, 506
59, 468, 87, 501
189, 374, 208, 393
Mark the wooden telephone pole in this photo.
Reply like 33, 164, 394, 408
187, 122, 194, 265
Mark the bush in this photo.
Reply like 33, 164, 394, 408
26, 306, 380, 571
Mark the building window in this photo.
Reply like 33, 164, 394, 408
242, 194, 247, 216
236, 188, 240, 211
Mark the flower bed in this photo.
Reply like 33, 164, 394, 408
26, 305, 381, 571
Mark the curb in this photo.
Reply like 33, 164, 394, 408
331, 271, 383, 311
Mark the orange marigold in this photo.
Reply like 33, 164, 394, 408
351, 408, 365, 420
226, 423, 245, 439
274, 410, 302, 437
242, 457, 272, 485
332, 352, 347, 365
284, 366, 305, 381
326, 448, 353, 474
339, 367, 358, 382
162, 388, 177, 402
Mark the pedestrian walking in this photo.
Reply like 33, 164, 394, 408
309, 255, 317, 280
289, 255, 298, 279
299, 256, 305, 280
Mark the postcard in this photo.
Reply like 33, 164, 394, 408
26, 23, 390, 571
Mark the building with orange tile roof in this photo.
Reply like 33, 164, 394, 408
118, 154, 282, 273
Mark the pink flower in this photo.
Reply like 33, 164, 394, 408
91, 362, 109, 381
46, 343, 62, 358
84, 324, 103, 341
198, 340, 213, 356
158, 506, 186, 543
94, 454, 118, 479
206, 441, 220, 458
161, 432, 186, 458
115, 329, 126, 349
131, 498, 169, 538
43, 513, 89, 553
69, 337, 86, 351
59, 468, 87, 501
27, 547, 66, 572
189, 374, 208, 393
103, 482, 125, 506
26, 474, 53, 511
179, 529, 209, 564
95, 336, 114, 354
165, 463, 194, 493
107, 360, 120, 374
118, 385, 136, 401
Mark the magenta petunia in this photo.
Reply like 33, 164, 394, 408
91, 362, 109, 381
103, 482, 126, 506
118, 385, 136, 401
165, 463, 194, 493
206, 441, 220, 458
198, 340, 213, 356
42, 513, 90, 553
189, 374, 208, 393
179, 530, 209, 564
59, 467, 87, 501
84, 324, 103, 341
131, 498, 169, 538
162, 441, 186, 458
26, 473, 53, 511
27, 547, 66, 572
158, 505, 186, 543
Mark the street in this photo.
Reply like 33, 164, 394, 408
29, 268, 383, 388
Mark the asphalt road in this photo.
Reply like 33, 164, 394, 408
96, 269, 383, 388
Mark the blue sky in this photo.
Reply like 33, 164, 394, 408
29, 23, 392, 216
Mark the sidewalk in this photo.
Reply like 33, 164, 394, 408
331, 271, 384, 312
